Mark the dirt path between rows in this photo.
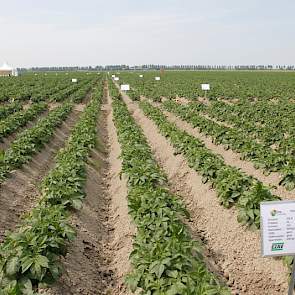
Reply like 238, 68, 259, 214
106, 90, 134, 295
46, 85, 133, 295
0, 109, 81, 241
119, 90, 288, 295
150, 100, 293, 200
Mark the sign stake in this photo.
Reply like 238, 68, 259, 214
288, 258, 295, 295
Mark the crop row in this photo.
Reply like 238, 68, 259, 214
198, 100, 294, 163
0, 102, 23, 120
110, 82, 230, 295
49, 78, 95, 103
162, 100, 294, 191
0, 85, 102, 295
116, 72, 294, 190
0, 102, 48, 142
0, 102, 73, 183
117, 71, 294, 186
117, 71, 295, 101
139, 100, 279, 229
0, 73, 99, 103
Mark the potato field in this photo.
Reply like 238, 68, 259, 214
0, 71, 294, 295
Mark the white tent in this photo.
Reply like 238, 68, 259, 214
0, 62, 18, 76
0, 62, 13, 71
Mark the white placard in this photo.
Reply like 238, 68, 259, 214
72, 78, 78, 83
201, 84, 210, 91
121, 84, 130, 91
261, 200, 295, 257
155, 77, 161, 81
111, 74, 115, 78
139, 74, 143, 78
114, 77, 120, 81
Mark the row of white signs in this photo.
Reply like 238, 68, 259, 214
112, 73, 210, 90
113, 77, 210, 91
119, 84, 210, 92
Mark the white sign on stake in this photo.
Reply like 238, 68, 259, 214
261, 200, 295, 257
155, 77, 161, 81
72, 79, 78, 83
201, 84, 210, 91
114, 77, 120, 81
121, 84, 130, 91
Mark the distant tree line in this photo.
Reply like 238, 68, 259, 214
19, 64, 295, 72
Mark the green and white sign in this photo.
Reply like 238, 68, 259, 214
261, 200, 295, 257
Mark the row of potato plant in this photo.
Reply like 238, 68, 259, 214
139, 100, 279, 229
162, 100, 294, 191
117, 71, 295, 102
0, 85, 102, 295
0, 102, 48, 142
0, 73, 98, 103
0, 102, 73, 183
0, 102, 23, 120
117, 71, 294, 191
204, 100, 294, 152
110, 82, 230, 295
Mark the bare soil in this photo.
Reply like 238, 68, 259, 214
119, 90, 288, 295
198, 96, 211, 105
48, 102, 62, 110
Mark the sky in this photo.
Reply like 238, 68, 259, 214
0, 0, 294, 67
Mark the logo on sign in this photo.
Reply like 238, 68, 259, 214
271, 242, 284, 251
270, 209, 283, 217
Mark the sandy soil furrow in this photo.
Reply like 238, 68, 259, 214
106, 91, 134, 295
151, 100, 293, 199
47, 86, 133, 295
0, 110, 81, 241
119, 91, 288, 295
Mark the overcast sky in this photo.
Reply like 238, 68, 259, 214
0, 0, 294, 67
